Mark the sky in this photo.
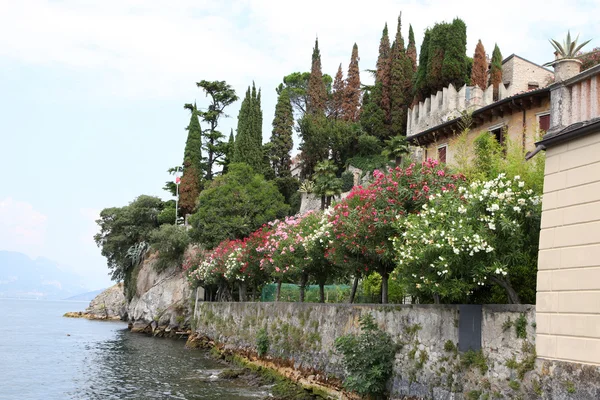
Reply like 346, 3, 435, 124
1, 0, 599, 290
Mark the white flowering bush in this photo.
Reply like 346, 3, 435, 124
393, 174, 541, 303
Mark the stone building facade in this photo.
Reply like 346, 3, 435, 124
407, 55, 553, 165
534, 62, 600, 366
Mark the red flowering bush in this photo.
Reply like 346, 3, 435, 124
328, 159, 463, 303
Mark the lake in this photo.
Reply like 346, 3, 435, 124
0, 299, 268, 399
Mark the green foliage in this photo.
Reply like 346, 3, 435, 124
444, 340, 457, 353
157, 201, 176, 225
180, 104, 203, 213
346, 154, 390, 175
335, 314, 398, 398
95, 195, 164, 282
256, 328, 270, 357
389, 13, 414, 137
234, 83, 264, 172
189, 163, 289, 248
149, 224, 190, 271
196, 80, 239, 181
489, 45, 503, 99
515, 313, 528, 338
276, 72, 332, 116
274, 176, 301, 215
548, 31, 592, 61
360, 273, 405, 304
382, 135, 410, 166
502, 317, 513, 332
313, 160, 342, 209
341, 171, 355, 192
467, 390, 482, 400
269, 89, 294, 177
298, 114, 330, 178
508, 380, 520, 391
461, 350, 488, 375
564, 380, 576, 394
357, 134, 383, 157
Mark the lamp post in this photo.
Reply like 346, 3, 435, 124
174, 167, 182, 225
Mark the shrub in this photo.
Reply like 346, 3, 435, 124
335, 314, 398, 398
256, 328, 270, 357
149, 224, 190, 271
157, 204, 176, 225
357, 134, 383, 157
341, 171, 355, 192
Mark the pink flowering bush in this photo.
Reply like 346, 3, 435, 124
327, 159, 463, 303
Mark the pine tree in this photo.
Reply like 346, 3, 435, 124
389, 13, 414, 136
406, 24, 417, 74
179, 104, 203, 216
471, 40, 488, 89
490, 44, 503, 100
331, 64, 345, 119
307, 38, 328, 115
341, 43, 361, 122
269, 89, 294, 177
234, 83, 264, 172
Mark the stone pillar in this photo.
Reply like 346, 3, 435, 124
484, 85, 494, 104
548, 59, 582, 133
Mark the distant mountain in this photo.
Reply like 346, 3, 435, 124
0, 251, 90, 300
64, 289, 105, 301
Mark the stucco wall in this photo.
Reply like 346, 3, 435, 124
536, 129, 600, 366
194, 302, 541, 399
422, 100, 550, 165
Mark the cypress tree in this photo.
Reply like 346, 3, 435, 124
269, 89, 294, 177
441, 18, 469, 89
374, 23, 392, 125
406, 24, 417, 73
415, 29, 431, 101
389, 13, 414, 136
471, 40, 488, 89
234, 83, 264, 172
331, 64, 345, 119
307, 38, 328, 115
490, 44, 503, 100
222, 129, 234, 175
179, 104, 203, 216
342, 43, 361, 122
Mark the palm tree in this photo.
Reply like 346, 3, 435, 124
382, 135, 410, 166
313, 160, 342, 210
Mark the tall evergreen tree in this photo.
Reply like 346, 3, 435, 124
331, 64, 345, 119
490, 44, 503, 100
374, 24, 392, 124
307, 38, 328, 115
406, 24, 417, 73
234, 83, 264, 172
414, 29, 431, 101
389, 13, 414, 137
196, 80, 238, 181
179, 103, 203, 216
222, 129, 235, 175
269, 89, 294, 177
342, 43, 361, 122
471, 40, 488, 89
441, 18, 469, 89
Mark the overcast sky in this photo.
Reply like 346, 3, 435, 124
1, 0, 598, 290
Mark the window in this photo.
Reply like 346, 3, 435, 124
539, 113, 550, 132
490, 126, 504, 146
437, 144, 447, 164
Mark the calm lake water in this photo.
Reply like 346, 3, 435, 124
0, 299, 268, 400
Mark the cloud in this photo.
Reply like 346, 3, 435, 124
0, 198, 48, 254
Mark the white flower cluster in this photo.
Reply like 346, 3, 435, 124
224, 247, 244, 281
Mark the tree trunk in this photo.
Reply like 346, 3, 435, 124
318, 281, 325, 303
395, 156, 402, 166
433, 293, 440, 304
238, 281, 247, 302
490, 276, 521, 304
349, 276, 359, 304
381, 270, 389, 304
299, 272, 308, 302
276, 280, 282, 302
320, 195, 326, 211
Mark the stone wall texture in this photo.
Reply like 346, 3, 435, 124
537, 128, 600, 366
193, 302, 570, 399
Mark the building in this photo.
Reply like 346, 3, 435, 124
407, 55, 554, 164
533, 60, 600, 365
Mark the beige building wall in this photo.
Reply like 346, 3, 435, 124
423, 100, 550, 166
536, 129, 600, 365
